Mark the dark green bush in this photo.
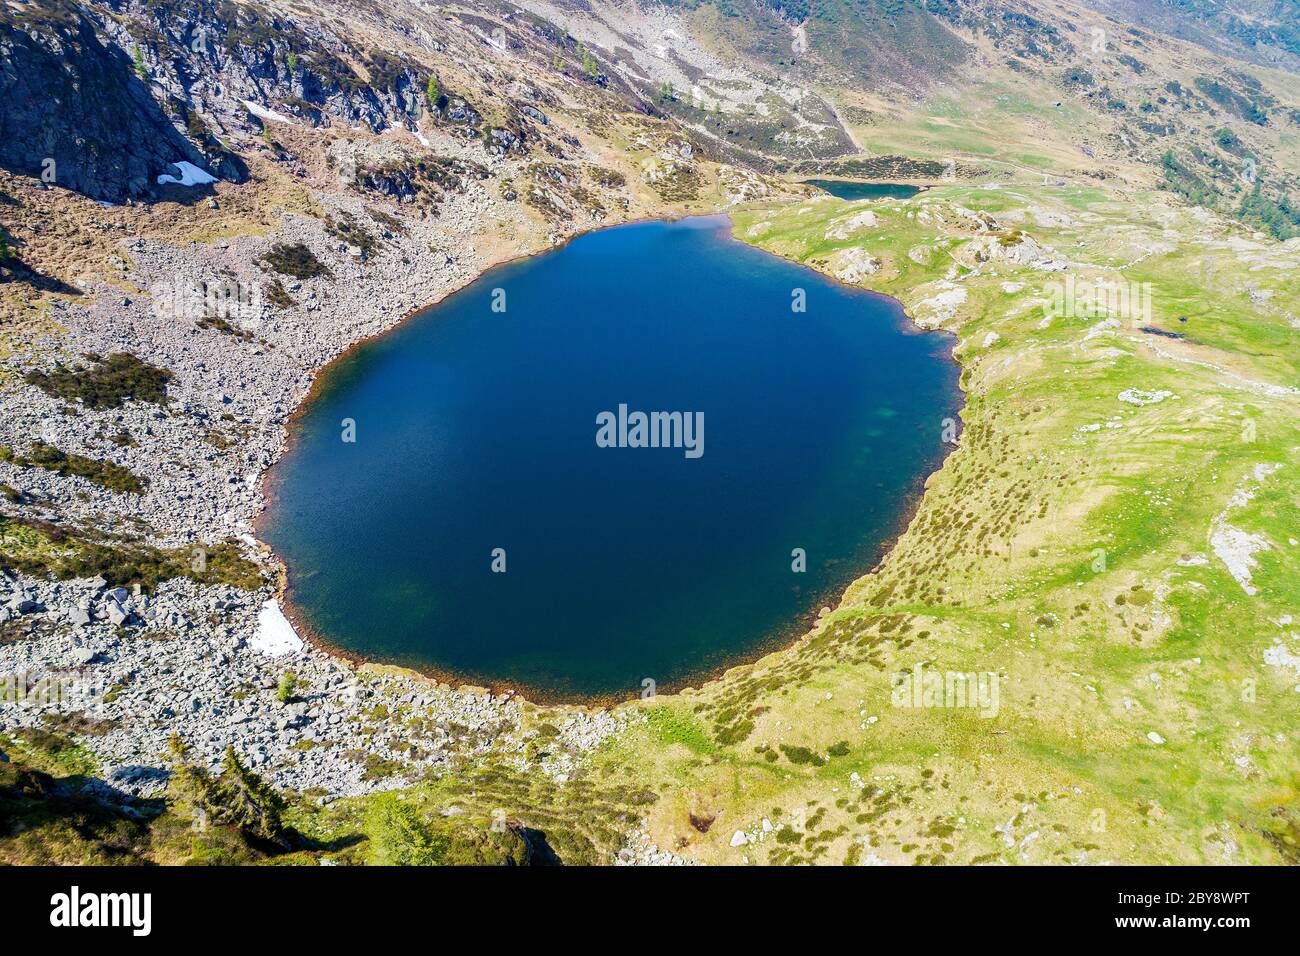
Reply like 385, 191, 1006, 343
265, 279, 295, 309
779, 744, 827, 767
260, 242, 331, 279
3, 442, 146, 494
25, 352, 171, 409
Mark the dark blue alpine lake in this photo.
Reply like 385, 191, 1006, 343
261, 216, 960, 700
804, 180, 922, 202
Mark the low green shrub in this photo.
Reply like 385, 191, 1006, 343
2, 442, 146, 494
261, 242, 331, 279
25, 352, 171, 409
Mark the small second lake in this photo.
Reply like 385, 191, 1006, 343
261, 216, 960, 700
804, 180, 922, 201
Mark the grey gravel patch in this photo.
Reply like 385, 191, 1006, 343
0, 181, 630, 801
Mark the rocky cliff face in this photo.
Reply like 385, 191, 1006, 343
0, 3, 244, 202
95, 0, 431, 138
0, 0, 461, 203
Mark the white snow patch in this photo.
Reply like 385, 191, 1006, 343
254, 599, 305, 657
1210, 526, 1270, 595
243, 100, 297, 125
1083, 317, 1120, 341
156, 161, 217, 187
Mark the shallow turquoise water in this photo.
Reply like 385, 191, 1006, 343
262, 216, 959, 700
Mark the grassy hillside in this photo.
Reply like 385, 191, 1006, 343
584, 178, 1300, 864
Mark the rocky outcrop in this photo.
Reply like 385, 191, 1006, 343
100, 0, 429, 139
0, 0, 439, 203
827, 246, 881, 284
0, 5, 241, 202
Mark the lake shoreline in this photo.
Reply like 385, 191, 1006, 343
255, 214, 738, 709
0, 183, 966, 799
260, 212, 965, 707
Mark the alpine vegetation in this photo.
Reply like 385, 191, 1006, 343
891, 663, 1000, 719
